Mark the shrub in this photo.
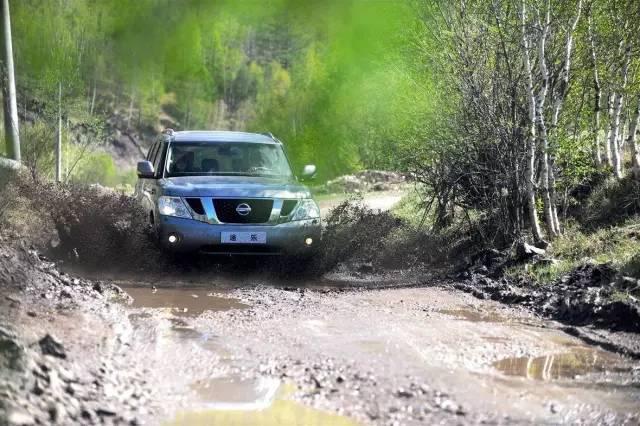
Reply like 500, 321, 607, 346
582, 176, 640, 228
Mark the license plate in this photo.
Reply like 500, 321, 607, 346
221, 231, 267, 244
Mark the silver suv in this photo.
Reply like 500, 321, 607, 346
134, 130, 321, 256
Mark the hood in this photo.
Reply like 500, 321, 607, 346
158, 175, 312, 199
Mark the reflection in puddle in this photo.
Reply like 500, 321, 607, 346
494, 349, 633, 380
438, 308, 505, 322
167, 381, 357, 426
192, 376, 281, 410
167, 399, 358, 426
123, 286, 249, 317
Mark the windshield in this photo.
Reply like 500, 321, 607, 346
164, 142, 293, 178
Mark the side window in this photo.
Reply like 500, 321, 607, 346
153, 143, 167, 177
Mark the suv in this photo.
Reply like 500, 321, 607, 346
134, 130, 321, 256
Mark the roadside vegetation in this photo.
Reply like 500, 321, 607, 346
0, 0, 639, 308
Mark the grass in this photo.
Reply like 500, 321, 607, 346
509, 218, 640, 284
390, 187, 430, 227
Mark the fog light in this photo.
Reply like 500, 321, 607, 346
305, 237, 313, 246
168, 234, 178, 244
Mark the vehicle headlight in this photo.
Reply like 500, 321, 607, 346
158, 196, 192, 219
291, 199, 320, 221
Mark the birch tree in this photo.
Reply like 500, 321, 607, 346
609, 44, 631, 179
547, 0, 582, 236
587, 13, 602, 168
628, 95, 640, 178
521, 0, 544, 242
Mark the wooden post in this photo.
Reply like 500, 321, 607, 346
1, 0, 19, 161
56, 81, 62, 182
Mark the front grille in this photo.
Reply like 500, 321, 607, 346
213, 198, 273, 224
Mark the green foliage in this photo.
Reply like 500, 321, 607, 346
391, 190, 430, 228
510, 220, 640, 283
583, 177, 640, 227
71, 151, 137, 188
11, 0, 430, 182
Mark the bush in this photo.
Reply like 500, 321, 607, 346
622, 253, 640, 278
582, 176, 640, 227
511, 220, 640, 283
0, 164, 20, 224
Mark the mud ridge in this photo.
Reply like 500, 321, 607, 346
0, 242, 152, 425
452, 259, 640, 357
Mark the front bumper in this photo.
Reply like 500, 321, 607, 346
157, 215, 322, 255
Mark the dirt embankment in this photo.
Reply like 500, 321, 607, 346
0, 242, 151, 425
449, 246, 640, 357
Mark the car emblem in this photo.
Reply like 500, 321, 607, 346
236, 203, 252, 216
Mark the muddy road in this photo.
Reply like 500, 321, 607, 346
116, 276, 639, 425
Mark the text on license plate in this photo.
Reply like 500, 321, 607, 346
221, 231, 267, 244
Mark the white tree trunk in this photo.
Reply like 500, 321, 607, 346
535, 2, 559, 238
546, 0, 581, 236
610, 45, 631, 179
1, 0, 19, 161
605, 91, 614, 167
587, 13, 602, 168
89, 80, 96, 115
628, 96, 640, 179
126, 91, 135, 131
521, 0, 544, 243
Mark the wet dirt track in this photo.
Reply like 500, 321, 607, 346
118, 280, 640, 425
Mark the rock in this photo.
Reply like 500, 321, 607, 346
39, 334, 66, 359
439, 399, 461, 414
516, 241, 546, 261
0, 327, 24, 371
48, 402, 66, 423
7, 409, 35, 426
395, 388, 414, 398
616, 276, 639, 290
564, 263, 616, 288
96, 407, 117, 417
534, 257, 560, 267
356, 262, 374, 274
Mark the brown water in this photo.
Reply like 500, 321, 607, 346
191, 376, 281, 409
121, 285, 640, 424
123, 286, 248, 317
438, 308, 506, 322
123, 286, 357, 425
493, 348, 635, 380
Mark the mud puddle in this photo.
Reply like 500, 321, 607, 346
167, 383, 358, 426
190, 376, 281, 410
123, 286, 248, 317
436, 307, 544, 328
123, 286, 357, 425
437, 308, 506, 322
493, 348, 636, 381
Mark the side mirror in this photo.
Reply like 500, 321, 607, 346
137, 160, 155, 178
300, 164, 317, 181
